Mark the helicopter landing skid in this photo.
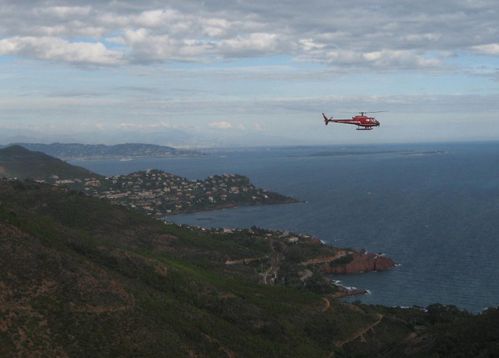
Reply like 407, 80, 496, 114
356, 127, 373, 131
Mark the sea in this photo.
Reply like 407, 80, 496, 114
71, 141, 499, 313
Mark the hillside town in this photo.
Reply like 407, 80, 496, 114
51, 169, 296, 217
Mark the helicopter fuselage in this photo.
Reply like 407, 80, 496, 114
323, 113, 380, 130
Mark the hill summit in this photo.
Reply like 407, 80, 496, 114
0, 145, 99, 180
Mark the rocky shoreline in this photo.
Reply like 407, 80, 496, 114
186, 224, 397, 295
299, 247, 396, 297
325, 250, 396, 274
300, 248, 396, 274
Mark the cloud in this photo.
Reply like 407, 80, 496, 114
471, 43, 499, 55
307, 49, 441, 69
218, 33, 281, 56
38, 6, 92, 18
0, 36, 123, 65
0, 0, 499, 69
118, 121, 182, 130
253, 122, 264, 131
209, 121, 233, 129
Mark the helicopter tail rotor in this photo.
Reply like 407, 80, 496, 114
322, 113, 331, 125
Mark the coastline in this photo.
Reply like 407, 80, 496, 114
169, 222, 397, 298
66, 154, 402, 308
331, 279, 370, 298
165, 196, 302, 217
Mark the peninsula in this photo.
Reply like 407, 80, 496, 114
0, 145, 297, 215
77, 170, 298, 216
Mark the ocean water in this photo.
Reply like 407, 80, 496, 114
72, 142, 499, 312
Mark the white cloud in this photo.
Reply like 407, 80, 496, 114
123, 30, 213, 62
119, 122, 178, 129
209, 121, 233, 129
0, 36, 123, 65
472, 43, 499, 55
219, 33, 280, 55
253, 122, 264, 131
135, 9, 181, 28
202, 18, 232, 37
38, 6, 92, 18
0, 0, 499, 68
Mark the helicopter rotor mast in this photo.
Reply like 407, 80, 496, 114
359, 111, 386, 116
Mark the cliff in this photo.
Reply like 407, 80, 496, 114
301, 249, 396, 275
326, 252, 396, 274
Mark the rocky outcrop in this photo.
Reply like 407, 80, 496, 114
324, 252, 396, 274
332, 287, 368, 298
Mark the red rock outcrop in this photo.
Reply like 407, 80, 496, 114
323, 252, 395, 274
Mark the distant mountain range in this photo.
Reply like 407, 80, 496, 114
6, 142, 198, 160
0, 145, 99, 180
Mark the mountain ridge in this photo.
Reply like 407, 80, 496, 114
10, 142, 197, 160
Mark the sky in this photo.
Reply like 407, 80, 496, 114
1, 0, 499, 147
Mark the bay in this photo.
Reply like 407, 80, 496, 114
72, 142, 499, 312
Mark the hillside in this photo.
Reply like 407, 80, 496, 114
0, 145, 99, 180
16, 142, 196, 160
1, 180, 498, 357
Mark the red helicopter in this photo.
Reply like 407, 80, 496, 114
322, 112, 383, 130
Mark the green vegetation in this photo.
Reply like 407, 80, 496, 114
330, 254, 354, 266
0, 180, 361, 356
0, 145, 98, 180
1, 180, 498, 356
